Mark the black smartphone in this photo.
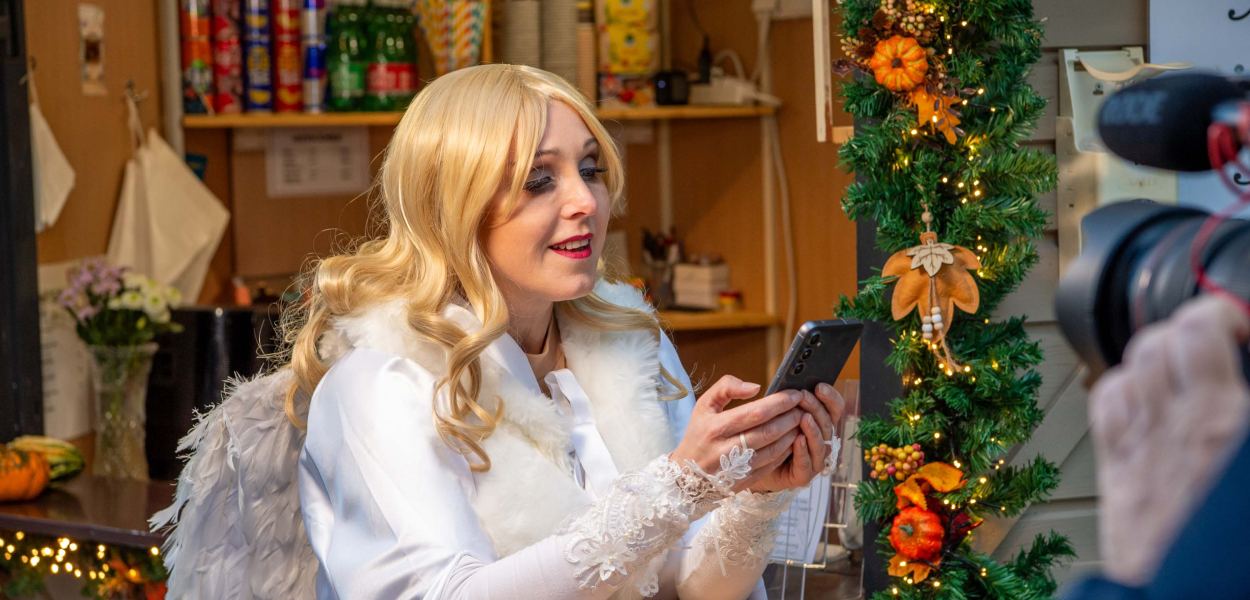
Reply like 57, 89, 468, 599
766, 319, 862, 395
725, 320, 862, 409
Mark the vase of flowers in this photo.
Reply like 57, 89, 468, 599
57, 259, 182, 480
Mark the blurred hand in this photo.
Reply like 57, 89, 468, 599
1090, 294, 1250, 586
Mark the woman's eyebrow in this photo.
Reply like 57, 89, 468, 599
534, 138, 599, 158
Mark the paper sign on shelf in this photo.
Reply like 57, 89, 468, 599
265, 127, 371, 198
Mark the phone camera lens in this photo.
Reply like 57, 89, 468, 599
809, 334, 822, 347
792, 362, 805, 375
801, 347, 813, 360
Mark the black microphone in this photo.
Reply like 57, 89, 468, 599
1097, 72, 1246, 172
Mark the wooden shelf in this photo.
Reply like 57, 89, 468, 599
181, 104, 776, 129
595, 105, 776, 121
182, 112, 403, 129
658, 310, 780, 332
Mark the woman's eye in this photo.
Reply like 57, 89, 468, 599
523, 176, 554, 193
580, 167, 607, 180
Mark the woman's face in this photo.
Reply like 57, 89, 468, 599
483, 101, 610, 309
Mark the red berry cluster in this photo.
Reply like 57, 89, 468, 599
866, 443, 926, 481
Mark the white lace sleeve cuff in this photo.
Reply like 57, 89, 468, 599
700, 489, 796, 573
560, 446, 754, 597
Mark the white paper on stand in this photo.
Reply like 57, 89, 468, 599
37, 261, 93, 440
769, 470, 833, 565
107, 95, 229, 301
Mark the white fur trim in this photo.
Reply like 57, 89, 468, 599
324, 279, 677, 560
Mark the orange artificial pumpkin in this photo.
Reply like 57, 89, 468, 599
0, 447, 50, 502
889, 506, 945, 561
868, 36, 928, 92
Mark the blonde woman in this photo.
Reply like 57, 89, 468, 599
154, 64, 844, 600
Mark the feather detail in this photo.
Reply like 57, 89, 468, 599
150, 369, 317, 599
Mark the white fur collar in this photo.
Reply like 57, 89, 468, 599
318, 280, 676, 567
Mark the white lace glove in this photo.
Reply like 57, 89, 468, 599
560, 445, 755, 597
698, 489, 796, 574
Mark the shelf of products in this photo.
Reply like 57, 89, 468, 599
658, 310, 781, 332
181, 104, 777, 129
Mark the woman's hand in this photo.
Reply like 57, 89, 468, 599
745, 383, 845, 493
669, 375, 806, 490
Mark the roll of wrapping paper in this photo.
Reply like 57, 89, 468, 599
243, 0, 272, 111
451, 2, 484, 71
301, 0, 327, 112
542, 0, 578, 84
501, 0, 541, 67
180, 0, 215, 113
416, 1, 445, 75
212, 0, 243, 113
272, 0, 302, 112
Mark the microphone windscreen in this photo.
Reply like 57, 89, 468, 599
1097, 72, 1243, 171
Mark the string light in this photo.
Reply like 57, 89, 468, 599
934, 431, 942, 440
979, 476, 988, 484
933, 580, 942, 588
1, 530, 164, 593
952, 459, 962, 468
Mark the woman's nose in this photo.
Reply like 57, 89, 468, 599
561, 175, 598, 219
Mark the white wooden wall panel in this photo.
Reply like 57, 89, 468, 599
973, 1, 1148, 583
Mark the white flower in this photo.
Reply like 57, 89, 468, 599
163, 286, 182, 306
122, 272, 147, 290
119, 291, 144, 310
107, 297, 122, 310
152, 308, 171, 324
143, 291, 167, 318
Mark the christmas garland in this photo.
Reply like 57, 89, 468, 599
834, 0, 1075, 597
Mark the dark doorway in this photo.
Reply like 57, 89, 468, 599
0, 0, 44, 441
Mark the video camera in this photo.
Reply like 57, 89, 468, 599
1055, 72, 1250, 380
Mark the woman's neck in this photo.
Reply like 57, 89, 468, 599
507, 300, 555, 354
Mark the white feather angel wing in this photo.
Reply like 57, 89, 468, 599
150, 369, 318, 598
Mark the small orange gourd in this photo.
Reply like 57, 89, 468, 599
0, 447, 50, 502
868, 35, 929, 92
889, 506, 945, 561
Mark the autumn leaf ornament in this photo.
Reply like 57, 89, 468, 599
884, 207, 980, 370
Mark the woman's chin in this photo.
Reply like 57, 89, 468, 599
550, 274, 598, 303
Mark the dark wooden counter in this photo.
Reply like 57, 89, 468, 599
0, 476, 174, 548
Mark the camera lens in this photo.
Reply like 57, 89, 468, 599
792, 362, 805, 375
1056, 200, 1250, 377
809, 334, 822, 347
801, 347, 813, 360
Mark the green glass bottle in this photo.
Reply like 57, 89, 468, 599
363, 0, 416, 112
327, 0, 367, 111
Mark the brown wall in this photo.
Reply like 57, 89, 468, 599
616, 2, 859, 386
26, 0, 164, 264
